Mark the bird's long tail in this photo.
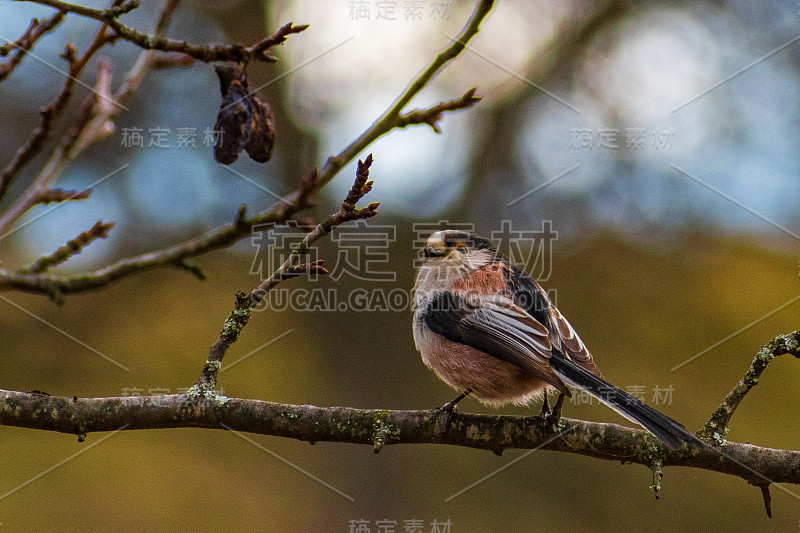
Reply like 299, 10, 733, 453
550, 354, 704, 451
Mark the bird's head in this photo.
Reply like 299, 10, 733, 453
419, 230, 498, 278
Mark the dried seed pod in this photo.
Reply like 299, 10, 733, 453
212, 64, 275, 165
243, 91, 276, 163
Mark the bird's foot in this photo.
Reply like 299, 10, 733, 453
436, 389, 472, 437
545, 393, 566, 427
539, 394, 551, 422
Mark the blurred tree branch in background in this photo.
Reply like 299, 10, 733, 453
16, 0, 309, 62
460, 0, 628, 218
0, 9, 65, 82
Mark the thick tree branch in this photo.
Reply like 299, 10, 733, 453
4, 331, 799, 515
1, 389, 798, 490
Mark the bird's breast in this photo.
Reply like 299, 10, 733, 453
412, 313, 549, 407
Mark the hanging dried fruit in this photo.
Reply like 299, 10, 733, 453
212, 64, 276, 165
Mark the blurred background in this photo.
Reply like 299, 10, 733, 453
1, 0, 798, 530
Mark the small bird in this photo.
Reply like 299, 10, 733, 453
412, 229, 703, 450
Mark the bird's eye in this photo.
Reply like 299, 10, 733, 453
455, 244, 467, 253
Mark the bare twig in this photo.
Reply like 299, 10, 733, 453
703, 331, 800, 443
191, 156, 378, 394
23, 220, 114, 274
0, 10, 66, 82
114, 0, 189, 104
253, 155, 378, 300
153, 0, 180, 37
0, 27, 115, 204
760, 485, 773, 518
396, 87, 481, 133
316, 0, 494, 188
245, 22, 312, 62
0, 190, 304, 299
68, 58, 117, 156
0, 0, 191, 269
0, 0, 189, 213
148, 55, 195, 70
33, 187, 92, 204
16, 0, 308, 63
280, 259, 329, 278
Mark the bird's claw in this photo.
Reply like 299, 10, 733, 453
436, 389, 472, 437
545, 393, 566, 427
539, 394, 551, 425
437, 402, 458, 436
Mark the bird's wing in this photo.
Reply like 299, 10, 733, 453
502, 264, 600, 376
421, 291, 569, 394
546, 303, 600, 375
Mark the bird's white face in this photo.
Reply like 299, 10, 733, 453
414, 230, 494, 302
423, 230, 491, 268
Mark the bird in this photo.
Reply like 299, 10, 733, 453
412, 229, 704, 451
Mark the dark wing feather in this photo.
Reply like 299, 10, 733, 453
422, 292, 569, 394
503, 263, 600, 376
503, 264, 551, 327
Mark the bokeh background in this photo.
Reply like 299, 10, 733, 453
1, 0, 799, 531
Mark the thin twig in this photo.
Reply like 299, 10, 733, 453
760, 485, 772, 518
252, 155, 378, 301
24, 220, 114, 274
280, 259, 328, 279
0, 10, 66, 82
32, 188, 91, 204
0, 193, 298, 300
0, 0, 191, 259
396, 87, 481, 133
0, 0, 188, 211
192, 156, 378, 394
317, 0, 494, 188
16, 0, 308, 62
0, 27, 115, 204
